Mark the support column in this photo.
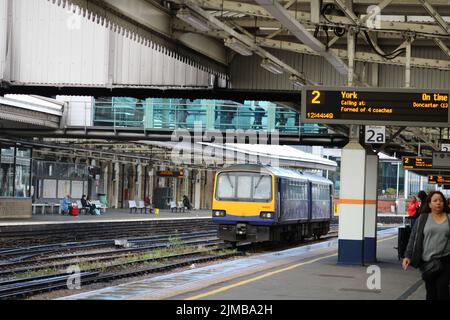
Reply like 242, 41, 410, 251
404, 169, 409, 199
195, 170, 201, 209
338, 22, 370, 264
90, 159, 98, 199
364, 150, 379, 263
137, 164, 142, 200
184, 169, 189, 197
205, 100, 215, 129
144, 98, 154, 128
103, 163, 109, 206
405, 39, 412, 88
148, 167, 154, 201
338, 128, 367, 265
2, 0, 13, 81
267, 103, 276, 132
114, 162, 120, 209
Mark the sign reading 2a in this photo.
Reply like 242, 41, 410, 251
365, 126, 386, 144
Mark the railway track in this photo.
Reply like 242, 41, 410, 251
0, 233, 222, 278
0, 250, 242, 300
0, 218, 216, 248
0, 226, 341, 300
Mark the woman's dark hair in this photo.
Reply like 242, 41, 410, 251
82, 194, 86, 199
417, 190, 427, 202
421, 191, 448, 214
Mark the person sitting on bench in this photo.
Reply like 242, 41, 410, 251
81, 195, 96, 215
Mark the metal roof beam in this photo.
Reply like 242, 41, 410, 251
174, 22, 450, 70
197, 0, 450, 38
418, 0, 450, 33
254, 0, 351, 79
333, 0, 360, 25
177, 0, 313, 85
434, 38, 450, 57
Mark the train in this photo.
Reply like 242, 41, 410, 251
211, 164, 334, 243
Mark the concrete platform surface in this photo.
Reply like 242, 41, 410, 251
59, 228, 426, 300
0, 212, 406, 227
0, 209, 212, 226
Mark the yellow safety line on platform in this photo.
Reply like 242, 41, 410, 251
185, 235, 397, 300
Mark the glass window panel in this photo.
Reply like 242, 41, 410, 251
16, 147, 31, 158
43, 179, 57, 198
57, 180, 71, 199
15, 163, 30, 197
0, 162, 14, 197
72, 181, 83, 199
237, 176, 252, 199
217, 174, 235, 199
253, 175, 271, 200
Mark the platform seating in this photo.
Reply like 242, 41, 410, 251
128, 200, 137, 213
91, 200, 107, 214
170, 201, 177, 213
177, 201, 185, 213
32, 203, 46, 215
76, 200, 89, 215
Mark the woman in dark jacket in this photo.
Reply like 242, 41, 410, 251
402, 191, 450, 300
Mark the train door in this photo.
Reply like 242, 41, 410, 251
276, 178, 282, 220
307, 181, 313, 220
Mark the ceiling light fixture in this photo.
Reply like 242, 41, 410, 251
224, 37, 253, 56
261, 58, 284, 75
176, 8, 210, 33
289, 74, 306, 87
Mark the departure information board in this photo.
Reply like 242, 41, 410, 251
428, 175, 450, 184
402, 157, 433, 169
301, 87, 449, 126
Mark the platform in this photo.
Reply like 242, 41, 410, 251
0, 211, 406, 227
59, 227, 425, 300
0, 209, 212, 226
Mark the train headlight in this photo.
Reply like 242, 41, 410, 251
213, 210, 226, 217
260, 212, 274, 219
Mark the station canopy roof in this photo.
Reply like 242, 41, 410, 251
140, 140, 337, 171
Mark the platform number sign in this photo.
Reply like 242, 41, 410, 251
441, 143, 450, 152
365, 126, 385, 144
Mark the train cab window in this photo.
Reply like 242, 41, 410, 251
217, 173, 236, 199
237, 175, 252, 198
216, 172, 272, 202
253, 175, 271, 200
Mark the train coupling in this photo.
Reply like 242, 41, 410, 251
236, 223, 247, 235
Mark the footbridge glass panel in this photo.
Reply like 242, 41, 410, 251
92, 97, 327, 134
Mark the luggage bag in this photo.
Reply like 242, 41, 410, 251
397, 226, 411, 260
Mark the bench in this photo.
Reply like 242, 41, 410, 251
32, 203, 46, 215
76, 200, 89, 215
129, 200, 137, 213
138, 200, 153, 214
32, 203, 61, 215
129, 200, 153, 214
91, 200, 107, 214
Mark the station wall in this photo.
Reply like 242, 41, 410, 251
0, 0, 226, 87
0, 0, 6, 80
